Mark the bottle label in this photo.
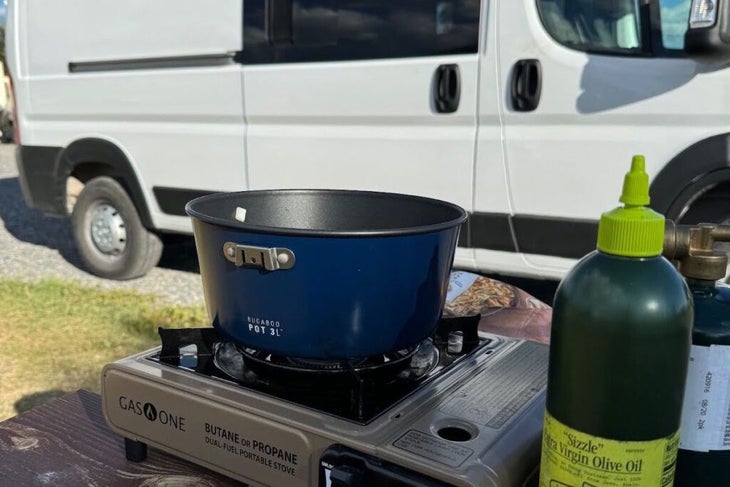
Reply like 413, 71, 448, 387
540, 412, 679, 487
679, 344, 730, 452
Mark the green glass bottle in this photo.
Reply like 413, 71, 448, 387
539, 156, 693, 487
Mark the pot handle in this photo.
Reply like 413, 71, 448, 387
222, 242, 295, 271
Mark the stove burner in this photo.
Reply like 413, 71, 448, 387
156, 315, 486, 423
285, 356, 370, 370
212, 342, 250, 382
214, 339, 437, 385
249, 343, 419, 376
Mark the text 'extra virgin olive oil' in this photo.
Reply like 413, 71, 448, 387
539, 156, 693, 487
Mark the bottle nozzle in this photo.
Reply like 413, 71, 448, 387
630, 155, 645, 172
597, 154, 664, 257
620, 155, 651, 207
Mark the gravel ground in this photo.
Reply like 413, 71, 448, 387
0, 145, 205, 306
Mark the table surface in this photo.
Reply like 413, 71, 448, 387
0, 390, 243, 486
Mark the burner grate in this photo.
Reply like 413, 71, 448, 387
152, 314, 487, 424
237, 342, 425, 384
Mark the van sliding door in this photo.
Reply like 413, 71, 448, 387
240, 0, 480, 251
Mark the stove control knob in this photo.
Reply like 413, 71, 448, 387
329, 465, 364, 487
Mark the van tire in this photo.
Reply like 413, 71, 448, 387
71, 176, 163, 280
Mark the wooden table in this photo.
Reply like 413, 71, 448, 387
0, 390, 243, 486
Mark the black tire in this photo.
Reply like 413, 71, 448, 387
71, 176, 163, 280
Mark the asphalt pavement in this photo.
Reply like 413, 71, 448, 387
0, 144, 206, 306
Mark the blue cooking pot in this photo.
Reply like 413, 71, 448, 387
185, 190, 467, 359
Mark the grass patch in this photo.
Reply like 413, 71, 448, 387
0, 279, 207, 420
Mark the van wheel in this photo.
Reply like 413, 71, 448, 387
71, 176, 163, 280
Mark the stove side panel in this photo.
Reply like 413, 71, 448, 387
102, 367, 333, 487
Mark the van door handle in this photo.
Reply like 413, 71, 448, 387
511, 59, 542, 112
434, 64, 461, 113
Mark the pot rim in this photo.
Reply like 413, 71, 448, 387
185, 189, 468, 237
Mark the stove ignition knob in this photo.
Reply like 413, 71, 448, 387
329, 465, 364, 487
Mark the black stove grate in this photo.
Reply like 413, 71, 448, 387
151, 314, 489, 424
236, 341, 424, 383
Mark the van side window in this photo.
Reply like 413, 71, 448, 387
538, 0, 694, 56
659, 0, 692, 50
241, 0, 480, 64
537, 0, 643, 53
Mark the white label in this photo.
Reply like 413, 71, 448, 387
445, 271, 479, 303
679, 344, 730, 452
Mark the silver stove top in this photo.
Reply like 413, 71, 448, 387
101, 332, 547, 487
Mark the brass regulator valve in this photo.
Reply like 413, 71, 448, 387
663, 221, 730, 280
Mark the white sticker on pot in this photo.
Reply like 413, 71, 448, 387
679, 344, 730, 452
247, 316, 284, 338
446, 271, 480, 303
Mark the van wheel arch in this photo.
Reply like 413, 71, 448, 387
650, 133, 730, 221
651, 136, 730, 280
56, 138, 154, 229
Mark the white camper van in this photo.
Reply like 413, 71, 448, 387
6, 0, 730, 280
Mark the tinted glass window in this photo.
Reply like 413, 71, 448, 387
241, 0, 480, 64
659, 0, 691, 50
537, 0, 643, 53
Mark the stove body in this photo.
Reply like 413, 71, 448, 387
102, 327, 548, 487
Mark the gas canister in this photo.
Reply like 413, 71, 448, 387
664, 222, 730, 486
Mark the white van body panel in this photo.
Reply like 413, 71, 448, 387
21, 0, 242, 75
244, 54, 478, 213
13, 0, 246, 232
22, 69, 247, 234
475, 0, 510, 218
498, 0, 730, 273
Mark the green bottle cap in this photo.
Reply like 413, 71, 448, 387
597, 155, 665, 257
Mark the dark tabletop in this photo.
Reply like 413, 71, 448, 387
0, 390, 243, 486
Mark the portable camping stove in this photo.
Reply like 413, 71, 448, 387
101, 316, 548, 486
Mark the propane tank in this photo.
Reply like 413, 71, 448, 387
664, 222, 730, 486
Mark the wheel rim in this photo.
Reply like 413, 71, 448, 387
89, 203, 127, 256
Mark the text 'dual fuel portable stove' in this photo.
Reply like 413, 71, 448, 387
101, 316, 548, 486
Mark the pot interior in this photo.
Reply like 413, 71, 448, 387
186, 190, 467, 236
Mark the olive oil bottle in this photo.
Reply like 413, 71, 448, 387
539, 156, 693, 487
